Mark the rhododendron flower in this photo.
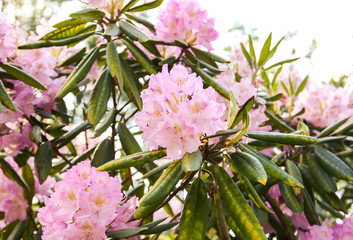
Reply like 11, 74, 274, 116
155, 0, 218, 50
83, 0, 124, 17
305, 219, 334, 240
0, 12, 16, 63
293, 82, 353, 128
136, 65, 226, 160
38, 161, 139, 240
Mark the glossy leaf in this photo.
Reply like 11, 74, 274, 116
314, 146, 353, 180
97, 149, 166, 171
69, 9, 105, 20
34, 142, 53, 184
231, 96, 254, 128
128, 0, 164, 12
121, 38, 156, 74
182, 149, 203, 172
91, 139, 113, 167
94, 108, 117, 137
317, 116, 350, 138
88, 70, 113, 125
119, 0, 139, 15
118, 122, 142, 154
230, 152, 267, 185
18, 31, 94, 49
41, 23, 87, 40
119, 21, 152, 43
226, 91, 238, 129
191, 47, 229, 64
54, 121, 92, 148
107, 42, 125, 91
258, 33, 272, 67
56, 47, 99, 98
306, 154, 337, 192
265, 110, 295, 132
0, 157, 29, 193
53, 18, 91, 28
239, 143, 303, 188
294, 75, 309, 96
134, 160, 183, 219
0, 63, 46, 90
246, 131, 319, 145
213, 166, 267, 240
265, 58, 300, 71
106, 226, 148, 238
278, 182, 303, 214
179, 178, 208, 240
0, 79, 17, 111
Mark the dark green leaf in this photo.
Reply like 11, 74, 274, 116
94, 108, 117, 137
34, 142, 53, 184
0, 157, 29, 193
70, 9, 105, 20
119, 21, 152, 43
0, 79, 17, 111
181, 149, 203, 172
0, 63, 46, 90
128, 0, 164, 12
91, 139, 113, 167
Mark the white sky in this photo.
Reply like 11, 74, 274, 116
8, 0, 353, 84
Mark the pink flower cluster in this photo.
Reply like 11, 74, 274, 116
293, 82, 353, 128
305, 215, 353, 240
0, 12, 16, 63
155, 0, 218, 51
0, 157, 55, 223
38, 161, 139, 240
229, 44, 254, 78
135, 65, 226, 160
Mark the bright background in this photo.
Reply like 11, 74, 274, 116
3, 0, 353, 84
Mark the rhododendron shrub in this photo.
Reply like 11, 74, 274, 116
1, 0, 353, 239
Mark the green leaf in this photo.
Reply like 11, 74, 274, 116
104, 23, 120, 36
119, 0, 139, 15
29, 125, 42, 144
213, 187, 230, 240
94, 108, 117, 137
0, 157, 29, 193
141, 162, 171, 179
294, 75, 309, 96
225, 154, 272, 214
179, 178, 208, 240
317, 116, 350, 138
91, 138, 113, 167
230, 152, 267, 185
140, 222, 179, 235
125, 13, 156, 33
240, 42, 253, 68
59, 47, 86, 67
18, 31, 94, 49
314, 146, 353, 181
41, 23, 87, 40
0, 79, 17, 111
0, 63, 46, 90
118, 122, 142, 154
53, 18, 91, 28
134, 159, 183, 219
121, 37, 157, 74
7, 219, 27, 240
303, 189, 320, 225
306, 154, 337, 193
278, 182, 303, 214
69, 9, 105, 20
258, 33, 272, 67
182, 149, 203, 172
246, 131, 319, 145
191, 47, 229, 64
97, 149, 166, 171
231, 96, 254, 128
248, 35, 256, 63
335, 121, 353, 135
22, 164, 35, 197
212, 166, 267, 240
285, 160, 303, 184
265, 58, 300, 71
107, 42, 125, 91
120, 56, 143, 110
265, 109, 295, 132
54, 120, 92, 148
106, 227, 148, 238
227, 91, 238, 129
56, 47, 99, 98
119, 21, 152, 43
34, 142, 53, 184
239, 143, 303, 188
88, 70, 113, 125
194, 68, 230, 100
128, 0, 164, 12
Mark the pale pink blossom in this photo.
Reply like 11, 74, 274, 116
155, 0, 218, 51
136, 65, 226, 160
0, 12, 16, 63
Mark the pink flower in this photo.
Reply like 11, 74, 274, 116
0, 12, 16, 63
305, 219, 334, 240
155, 0, 218, 50
136, 65, 226, 160
2, 195, 28, 222
38, 161, 138, 239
